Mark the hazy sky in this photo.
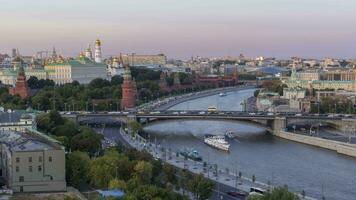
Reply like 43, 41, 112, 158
1, 0, 356, 59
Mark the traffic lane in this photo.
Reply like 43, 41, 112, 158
209, 181, 246, 200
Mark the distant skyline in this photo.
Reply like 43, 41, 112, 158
1, 0, 356, 59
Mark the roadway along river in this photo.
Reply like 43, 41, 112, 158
143, 89, 356, 200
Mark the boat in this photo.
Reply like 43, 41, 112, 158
204, 134, 230, 151
225, 130, 235, 138
179, 148, 203, 161
207, 106, 217, 114
219, 92, 227, 97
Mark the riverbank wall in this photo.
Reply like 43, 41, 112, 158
275, 131, 356, 158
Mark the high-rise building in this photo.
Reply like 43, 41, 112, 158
94, 39, 102, 63
120, 64, 137, 110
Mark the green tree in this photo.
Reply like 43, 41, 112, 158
71, 127, 102, 156
162, 163, 176, 184
187, 174, 214, 200
66, 151, 91, 188
89, 154, 119, 187
262, 187, 299, 200
128, 121, 142, 136
109, 178, 126, 190
133, 161, 153, 185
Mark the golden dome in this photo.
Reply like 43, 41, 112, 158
95, 39, 101, 46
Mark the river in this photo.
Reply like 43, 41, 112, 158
143, 89, 356, 200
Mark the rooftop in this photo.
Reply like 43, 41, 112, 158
0, 130, 63, 152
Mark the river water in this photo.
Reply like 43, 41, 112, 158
143, 89, 356, 200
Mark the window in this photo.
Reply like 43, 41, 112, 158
29, 166, 32, 172
19, 176, 24, 182
16, 157, 20, 163
48, 156, 52, 162
16, 166, 19, 172
38, 156, 42, 162
38, 165, 42, 172
28, 157, 32, 163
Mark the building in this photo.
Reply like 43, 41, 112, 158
295, 70, 320, 81
0, 130, 66, 192
282, 88, 306, 100
9, 65, 29, 99
256, 92, 281, 112
107, 56, 125, 78
44, 54, 107, 85
283, 65, 356, 92
120, 65, 137, 110
0, 39, 107, 86
121, 54, 166, 67
94, 39, 102, 63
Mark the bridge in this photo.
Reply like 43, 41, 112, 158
64, 110, 355, 135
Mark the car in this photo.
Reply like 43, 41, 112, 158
227, 191, 246, 197
249, 112, 256, 115
267, 112, 274, 116
295, 113, 302, 117
199, 111, 206, 114
172, 112, 179, 115
180, 111, 187, 114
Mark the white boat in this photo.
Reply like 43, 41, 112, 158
219, 92, 227, 97
225, 131, 235, 138
204, 134, 230, 151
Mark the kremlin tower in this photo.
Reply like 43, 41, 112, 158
120, 63, 137, 110
94, 39, 102, 63
9, 64, 29, 99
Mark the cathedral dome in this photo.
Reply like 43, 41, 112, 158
95, 39, 101, 46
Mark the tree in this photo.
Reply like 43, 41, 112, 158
89, 78, 111, 88
36, 113, 51, 133
71, 127, 102, 156
27, 76, 39, 89
162, 163, 176, 184
111, 75, 124, 85
263, 187, 299, 200
66, 151, 91, 188
109, 178, 126, 190
128, 121, 142, 136
254, 90, 260, 97
187, 174, 214, 200
89, 153, 119, 187
133, 161, 153, 185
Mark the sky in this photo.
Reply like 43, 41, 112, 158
1, 0, 356, 59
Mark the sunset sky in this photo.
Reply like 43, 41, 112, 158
1, 0, 356, 59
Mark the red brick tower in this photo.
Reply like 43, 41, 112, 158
120, 64, 137, 110
159, 72, 170, 93
9, 65, 29, 99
